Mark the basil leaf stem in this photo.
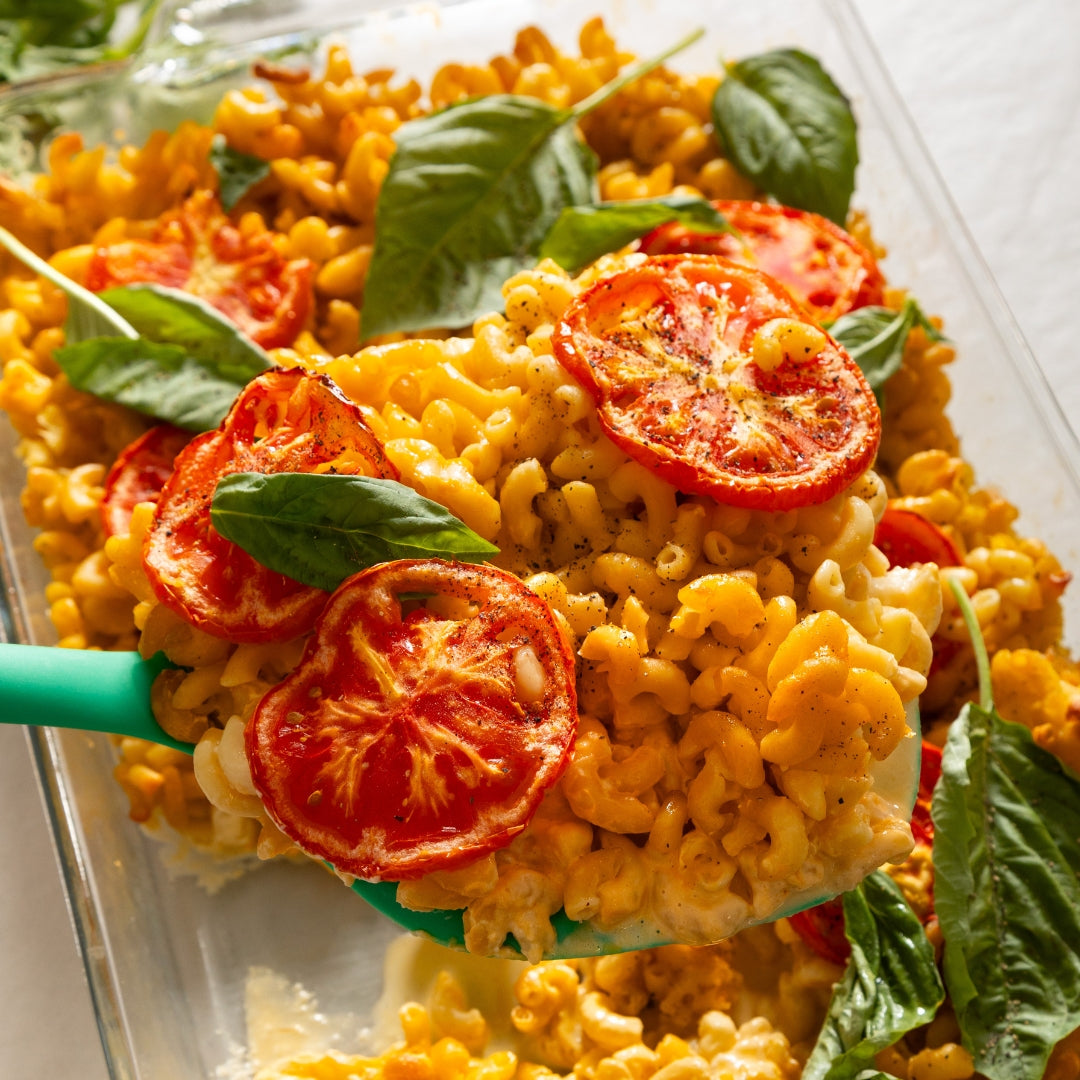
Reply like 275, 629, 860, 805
566, 28, 704, 119
945, 576, 991, 709
210, 472, 500, 592
0, 223, 136, 341
712, 48, 858, 225
361, 29, 703, 340
539, 195, 731, 274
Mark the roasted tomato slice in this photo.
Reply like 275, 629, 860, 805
247, 558, 578, 881
911, 740, 943, 846
873, 511, 951, 840
788, 898, 850, 966
875, 506, 963, 679
143, 368, 396, 643
874, 506, 962, 569
553, 255, 881, 511
101, 423, 193, 538
85, 191, 314, 349
637, 200, 884, 325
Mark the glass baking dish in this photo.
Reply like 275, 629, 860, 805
3, 0, 1080, 1075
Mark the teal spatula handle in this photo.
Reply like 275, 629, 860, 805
0, 643, 191, 753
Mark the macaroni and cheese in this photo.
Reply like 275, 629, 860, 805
2, 15, 1079, 1079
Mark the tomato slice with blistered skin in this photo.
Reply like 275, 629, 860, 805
553, 255, 881, 511
637, 200, 885, 325
788, 898, 850, 966
247, 558, 578, 881
85, 191, 314, 349
90, 242, 191, 291
911, 740, 943, 845
143, 368, 396, 643
101, 423, 193, 538
874, 506, 962, 570
874, 506, 963, 680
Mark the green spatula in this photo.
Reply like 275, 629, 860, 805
1, 643, 189, 752
0, 640, 922, 958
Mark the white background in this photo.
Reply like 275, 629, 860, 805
1, 1, 1078, 1075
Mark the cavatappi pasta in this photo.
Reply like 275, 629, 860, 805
246, 941, 804, 1080
3, 16, 1080, 1078
104, 248, 937, 959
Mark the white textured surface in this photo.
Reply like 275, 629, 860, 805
1, 2, 1078, 1074
856, 0, 1080, 428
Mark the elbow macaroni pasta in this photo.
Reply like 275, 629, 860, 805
245, 944, 800, 1080
3, 16, 1080, 1075
105, 251, 934, 960
0, 22, 958, 959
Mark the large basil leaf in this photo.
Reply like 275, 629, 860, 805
361, 30, 702, 339
98, 283, 271, 381
0, 223, 135, 342
53, 337, 244, 431
210, 472, 500, 592
712, 49, 857, 226
360, 95, 596, 339
539, 195, 732, 274
802, 871, 943, 1080
933, 700, 1080, 1080
830, 297, 944, 398
209, 134, 271, 211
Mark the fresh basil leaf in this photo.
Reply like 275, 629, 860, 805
210, 472, 500, 592
933, 700, 1080, 1080
910, 305, 944, 344
712, 49, 857, 226
803, 871, 944, 1080
209, 134, 271, 211
0, 223, 135, 341
830, 297, 945, 396
361, 94, 596, 338
53, 337, 243, 431
98, 283, 271, 381
539, 195, 732, 274
0, 0, 163, 83
1, 228, 265, 428
361, 30, 703, 339
0, 0, 116, 51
